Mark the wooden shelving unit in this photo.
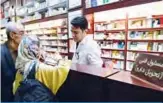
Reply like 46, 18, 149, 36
127, 60, 135, 62
127, 50, 163, 54
106, 29, 126, 33
24, 17, 69, 57
101, 57, 124, 61
128, 27, 163, 31
93, 13, 127, 70
128, 40, 163, 42
83, 0, 161, 14
95, 39, 125, 42
23, 13, 67, 25
1, 0, 162, 71
85, 0, 163, 71
101, 48, 125, 51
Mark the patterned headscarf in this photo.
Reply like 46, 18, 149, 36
16, 35, 63, 79
15, 35, 41, 78
14, 35, 71, 95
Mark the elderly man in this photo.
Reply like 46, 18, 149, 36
1, 22, 24, 102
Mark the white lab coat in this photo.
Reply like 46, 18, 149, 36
71, 35, 103, 67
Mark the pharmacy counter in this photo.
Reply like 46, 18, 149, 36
56, 69, 163, 101
107, 71, 163, 91
70, 63, 119, 77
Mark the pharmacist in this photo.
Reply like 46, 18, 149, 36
70, 16, 103, 67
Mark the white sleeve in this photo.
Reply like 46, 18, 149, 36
87, 42, 103, 67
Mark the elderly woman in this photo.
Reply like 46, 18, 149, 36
13, 35, 71, 101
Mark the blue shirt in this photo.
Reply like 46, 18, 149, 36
1, 43, 17, 102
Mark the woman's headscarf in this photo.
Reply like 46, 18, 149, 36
14, 35, 71, 95
16, 35, 41, 79
16, 35, 64, 79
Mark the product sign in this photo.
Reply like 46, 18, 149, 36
131, 53, 163, 87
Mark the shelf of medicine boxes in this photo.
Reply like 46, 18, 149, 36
22, 13, 67, 25
25, 26, 68, 56
41, 41, 69, 54
44, 49, 69, 55
101, 57, 124, 61
102, 58, 125, 70
97, 41, 126, 60
127, 16, 163, 56
126, 51, 162, 63
83, 0, 160, 14
33, 36, 68, 55
128, 27, 163, 32
101, 49, 125, 60
20, 0, 67, 25
25, 4, 66, 17
26, 0, 66, 14
127, 50, 163, 55
127, 40, 163, 42
94, 19, 126, 61
128, 16, 163, 31
42, 31, 68, 55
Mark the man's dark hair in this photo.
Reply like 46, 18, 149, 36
71, 16, 88, 30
